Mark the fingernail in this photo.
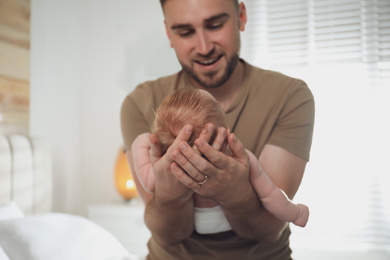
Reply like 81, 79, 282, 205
195, 139, 202, 147
220, 128, 226, 136
207, 123, 214, 132
179, 143, 187, 151
186, 125, 193, 133
232, 134, 237, 142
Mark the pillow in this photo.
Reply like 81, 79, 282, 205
0, 213, 139, 260
0, 202, 24, 221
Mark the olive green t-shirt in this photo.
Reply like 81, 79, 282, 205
120, 60, 315, 260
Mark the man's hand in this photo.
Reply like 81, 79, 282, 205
177, 123, 229, 184
169, 128, 287, 242
170, 126, 252, 206
135, 125, 198, 246
149, 124, 195, 203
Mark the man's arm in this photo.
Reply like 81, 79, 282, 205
126, 126, 195, 246
171, 133, 308, 242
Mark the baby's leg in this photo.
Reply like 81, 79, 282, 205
294, 204, 309, 227
260, 187, 309, 227
244, 147, 309, 227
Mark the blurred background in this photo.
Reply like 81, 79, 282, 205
239, 1, 389, 259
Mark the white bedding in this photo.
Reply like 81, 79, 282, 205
0, 135, 145, 260
0, 202, 24, 221
0, 204, 142, 260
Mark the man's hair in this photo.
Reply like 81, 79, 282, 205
152, 88, 227, 152
159, 0, 239, 10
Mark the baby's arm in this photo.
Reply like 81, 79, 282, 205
247, 150, 309, 227
131, 133, 156, 193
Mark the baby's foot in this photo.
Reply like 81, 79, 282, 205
293, 204, 309, 227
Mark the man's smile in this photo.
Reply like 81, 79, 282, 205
195, 55, 222, 66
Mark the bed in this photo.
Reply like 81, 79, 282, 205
0, 134, 142, 260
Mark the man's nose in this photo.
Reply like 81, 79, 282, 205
196, 30, 214, 56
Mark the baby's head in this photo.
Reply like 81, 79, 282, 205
153, 88, 227, 152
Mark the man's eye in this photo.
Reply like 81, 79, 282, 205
208, 22, 223, 30
178, 30, 194, 37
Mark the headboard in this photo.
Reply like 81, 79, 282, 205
0, 134, 52, 215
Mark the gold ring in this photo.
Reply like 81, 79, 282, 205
198, 175, 208, 185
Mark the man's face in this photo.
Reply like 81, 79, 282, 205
163, 0, 246, 89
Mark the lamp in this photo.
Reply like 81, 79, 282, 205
114, 148, 138, 201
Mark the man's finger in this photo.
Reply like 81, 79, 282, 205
172, 143, 210, 182
168, 124, 193, 150
194, 139, 229, 170
171, 162, 202, 192
159, 124, 193, 164
211, 127, 227, 151
227, 133, 249, 165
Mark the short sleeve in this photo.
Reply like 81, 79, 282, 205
120, 73, 184, 152
120, 95, 151, 152
267, 81, 315, 161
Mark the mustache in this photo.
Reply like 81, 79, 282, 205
196, 48, 216, 59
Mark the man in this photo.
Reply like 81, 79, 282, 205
120, 0, 315, 259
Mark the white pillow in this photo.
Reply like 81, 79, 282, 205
0, 202, 24, 221
0, 213, 137, 260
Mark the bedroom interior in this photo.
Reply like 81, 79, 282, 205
0, 1, 168, 259
1, 0, 389, 259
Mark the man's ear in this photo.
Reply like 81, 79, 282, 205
238, 2, 247, 31
164, 20, 174, 48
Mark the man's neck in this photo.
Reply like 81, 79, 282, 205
195, 60, 245, 112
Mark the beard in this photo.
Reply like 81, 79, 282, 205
182, 52, 240, 89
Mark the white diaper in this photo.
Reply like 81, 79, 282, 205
194, 206, 232, 234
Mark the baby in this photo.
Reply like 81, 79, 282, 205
132, 88, 309, 234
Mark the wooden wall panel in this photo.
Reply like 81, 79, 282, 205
0, 0, 30, 134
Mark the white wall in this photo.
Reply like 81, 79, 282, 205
30, 0, 84, 214
31, 0, 180, 215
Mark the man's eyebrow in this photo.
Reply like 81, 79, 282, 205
171, 23, 192, 30
170, 13, 230, 30
204, 12, 230, 23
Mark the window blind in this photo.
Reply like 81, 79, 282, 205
241, 0, 390, 255
242, 0, 390, 85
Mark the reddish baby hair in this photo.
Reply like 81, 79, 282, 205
152, 88, 227, 152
